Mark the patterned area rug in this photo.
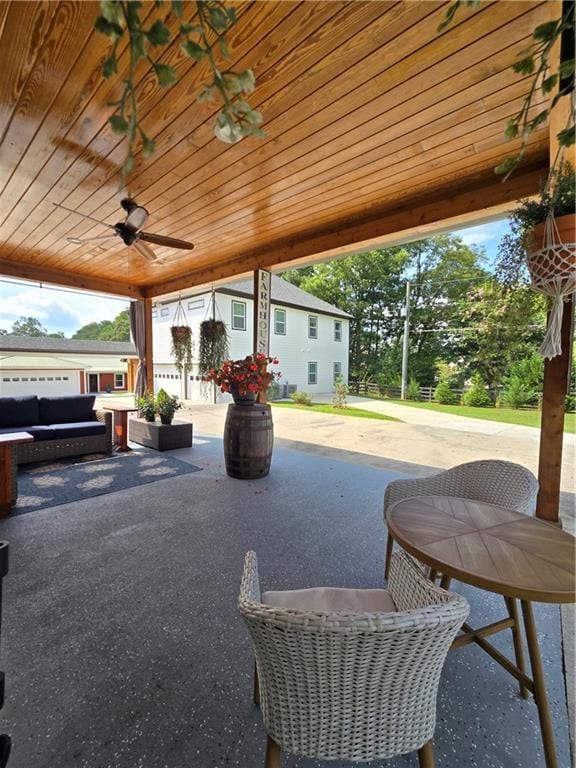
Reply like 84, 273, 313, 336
13, 452, 202, 515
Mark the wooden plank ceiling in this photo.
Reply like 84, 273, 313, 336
0, 0, 554, 298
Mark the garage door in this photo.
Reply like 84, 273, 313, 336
0, 370, 80, 397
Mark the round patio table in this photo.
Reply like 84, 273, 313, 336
386, 495, 575, 768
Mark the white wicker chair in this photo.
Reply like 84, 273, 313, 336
239, 550, 469, 768
384, 460, 538, 579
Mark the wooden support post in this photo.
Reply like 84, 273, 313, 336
253, 269, 271, 404
143, 298, 154, 395
535, 3, 575, 523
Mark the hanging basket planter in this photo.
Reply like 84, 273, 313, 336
527, 213, 576, 359
170, 299, 193, 375
199, 319, 229, 375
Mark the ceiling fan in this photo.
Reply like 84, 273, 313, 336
55, 198, 194, 263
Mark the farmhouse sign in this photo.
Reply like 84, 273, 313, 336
254, 269, 271, 356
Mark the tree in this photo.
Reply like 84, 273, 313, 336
10, 316, 64, 338
72, 309, 130, 341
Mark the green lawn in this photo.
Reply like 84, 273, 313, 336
271, 402, 399, 422
383, 398, 576, 434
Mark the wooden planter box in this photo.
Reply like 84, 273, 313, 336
129, 418, 193, 451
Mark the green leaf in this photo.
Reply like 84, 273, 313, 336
154, 63, 178, 87
219, 36, 230, 59
533, 20, 558, 42
528, 109, 549, 130
512, 56, 535, 75
559, 58, 575, 79
123, 154, 135, 176
495, 156, 519, 176
208, 5, 228, 30
102, 53, 118, 79
197, 84, 215, 103
243, 109, 263, 126
94, 16, 124, 39
504, 118, 519, 140
238, 69, 255, 92
222, 72, 243, 94
557, 126, 576, 147
171, 0, 183, 18
100, 1, 122, 23
131, 33, 146, 62
541, 75, 557, 94
141, 133, 156, 157
181, 39, 206, 60
146, 20, 171, 45
226, 6, 237, 24
109, 114, 129, 134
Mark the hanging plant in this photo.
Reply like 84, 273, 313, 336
170, 299, 193, 375
199, 319, 229, 375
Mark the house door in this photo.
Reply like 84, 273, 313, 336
88, 373, 99, 393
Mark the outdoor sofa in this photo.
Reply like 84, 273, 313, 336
0, 394, 112, 465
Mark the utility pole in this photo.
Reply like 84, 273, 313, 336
401, 280, 411, 400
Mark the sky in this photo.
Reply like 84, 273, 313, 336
0, 219, 511, 337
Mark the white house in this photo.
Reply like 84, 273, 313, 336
152, 275, 351, 403
0, 337, 137, 396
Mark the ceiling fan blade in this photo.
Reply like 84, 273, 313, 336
133, 239, 159, 262
139, 231, 194, 250
53, 202, 115, 229
66, 234, 116, 245
125, 205, 149, 231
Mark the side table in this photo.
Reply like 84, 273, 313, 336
0, 433, 33, 516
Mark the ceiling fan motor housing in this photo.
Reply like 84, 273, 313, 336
115, 223, 139, 245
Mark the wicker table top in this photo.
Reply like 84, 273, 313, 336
387, 496, 575, 604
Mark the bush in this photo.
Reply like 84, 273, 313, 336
434, 379, 459, 405
500, 376, 536, 409
462, 374, 492, 408
291, 390, 312, 406
406, 376, 420, 401
566, 393, 575, 412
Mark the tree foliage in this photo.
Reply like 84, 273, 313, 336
72, 309, 131, 341
10, 317, 64, 338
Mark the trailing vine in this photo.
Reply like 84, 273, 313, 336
95, 0, 263, 177
438, 1, 575, 178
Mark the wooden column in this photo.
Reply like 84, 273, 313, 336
143, 297, 154, 395
535, 2, 575, 523
253, 269, 271, 404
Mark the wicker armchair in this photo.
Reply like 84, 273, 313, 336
384, 459, 538, 579
239, 550, 469, 768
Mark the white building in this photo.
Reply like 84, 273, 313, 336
152, 276, 351, 403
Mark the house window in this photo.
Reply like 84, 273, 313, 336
188, 298, 205, 310
333, 362, 342, 382
308, 315, 318, 339
151, 310, 157, 318
274, 308, 286, 335
232, 300, 246, 330
160, 307, 169, 317
308, 362, 318, 385
114, 373, 125, 389
334, 320, 342, 342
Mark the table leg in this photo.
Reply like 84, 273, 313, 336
505, 596, 529, 699
113, 412, 131, 452
0, 446, 15, 517
521, 600, 558, 768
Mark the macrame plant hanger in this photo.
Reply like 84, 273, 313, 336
527, 210, 576, 359
199, 289, 230, 404
170, 296, 193, 389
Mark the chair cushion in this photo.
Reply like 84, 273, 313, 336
49, 421, 106, 439
262, 587, 397, 613
39, 395, 96, 425
0, 396, 40, 428
0, 425, 54, 441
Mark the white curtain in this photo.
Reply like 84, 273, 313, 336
130, 300, 147, 400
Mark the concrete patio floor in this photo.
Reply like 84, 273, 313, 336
0, 429, 572, 768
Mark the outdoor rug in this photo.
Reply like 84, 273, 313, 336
13, 452, 202, 515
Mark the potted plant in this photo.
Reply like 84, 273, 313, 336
199, 319, 229, 375
170, 324, 193, 376
155, 389, 181, 425
204, 353, 281, 405
137, 392, 156, 422
498, 161, 575, 358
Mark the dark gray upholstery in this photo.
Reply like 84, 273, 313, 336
38, 395, 96, 425
50, 421, 106, 439
0, 395, 40, 428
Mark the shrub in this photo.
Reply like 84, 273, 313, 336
462, 374, 492, 408
434, 379, 459, 405
566, 393, 575, 412
500, 376, 536, 409
332, 378, 348, 409
137, 392, 156, 422
406, 376, 420, 401
291, 390, 312, 406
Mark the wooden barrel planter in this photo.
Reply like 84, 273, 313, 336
224, 404, 273, 479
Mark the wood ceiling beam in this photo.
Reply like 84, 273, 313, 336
143, 162, 547, 298
0, 258, 144, 299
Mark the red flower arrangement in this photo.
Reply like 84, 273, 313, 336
204, 353, 281, 396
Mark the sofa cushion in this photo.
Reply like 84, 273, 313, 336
39, 395, 96, 425
49, 421, 106, 439
0, 425, 55, 441
0, 396, 40, 428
